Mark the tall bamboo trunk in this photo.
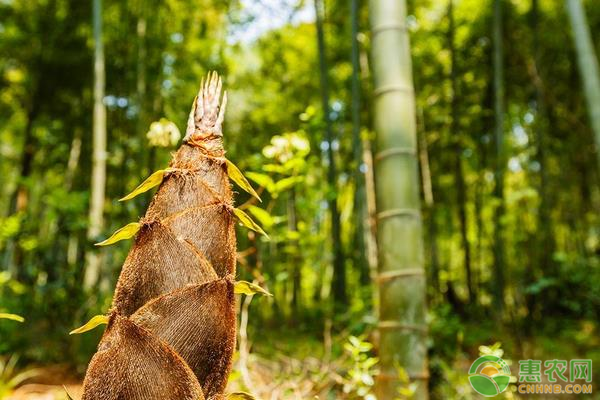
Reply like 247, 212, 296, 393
448, 0, 473, 303
84, 0, 108, 290
369, 0, 428, 397
565, 0, 600, 165
6, 108, 37, 280
417, 107, 439, 295
492, 0, 506, 315
314, 0, 346, 306
288, 187, 302, 319
351, 0, 370, 285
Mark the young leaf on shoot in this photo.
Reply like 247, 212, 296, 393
232, 208, 269, 238
95, 222, 141, 246
119, 169, 168, 201
234, 281, 273, 297
226, 160, 261, 202
63, 386, 77, 400
69, 315, 109, 335
0, 313, 24, 322
227, 392, 258, 400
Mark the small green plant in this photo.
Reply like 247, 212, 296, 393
342, 335, 378, 399
394, 365, 418, 400
0, 355, 39, 398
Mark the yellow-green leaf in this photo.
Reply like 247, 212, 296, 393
226, 160, 261, 202
63, 385, 77, 400
69, 315, 109, 335
234, 281, 273, 297
232, 208, 269, 238
119, 169, 168, 201
0, 313, 24, 322
247, 205, 274, 229
245, 171, 274, 190
95, 222, 141, 246
227, 392, 258, 400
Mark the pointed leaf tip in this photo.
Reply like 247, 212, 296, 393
63, 385, 77, 400
69, 314, 109, 335
234, 281, 273, 297
226, 160, 262, 202
227, 392, 258, 400
95, 222, 141, 246
0, 313, 25, 322
119, 169, 167, 201
232, 208, 269, 238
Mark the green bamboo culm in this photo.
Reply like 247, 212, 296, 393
369, 0, 429, 398
565, 0, 600, 166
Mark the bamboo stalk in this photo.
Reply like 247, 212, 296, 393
369, 0, 428, 397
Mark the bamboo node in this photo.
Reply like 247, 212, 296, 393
374, 146, 416, 162
372, 23, 408, 36
373, 84, 414, 98
377, 268, 424, 282
378, 321, 427, 333
376, 208, 421, 220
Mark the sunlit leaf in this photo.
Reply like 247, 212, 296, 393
232, 208, 269, 238
119, 169, 168, 201
262, 164, 286, 174
63, 386, 77, 400
227, 392, 258, 400
247, 205, 274, 228
226, 160, 261, 202
95, 222, 141, 246
234, 281, 273, 297
69, 315, 109, 335
0, 313, 24, 322
245, 172, 274, 191
273, 176, 302, 193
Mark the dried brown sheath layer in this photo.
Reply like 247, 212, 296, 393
83, 73, 236, 400
82, 315, 205, 400
132, 278, 236, 397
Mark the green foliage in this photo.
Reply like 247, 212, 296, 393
94, 222, 141, 246
234, 281, 273, 297
0, 314, 24, 323
0, 355, 39, 398
69, 314, 109, 335
342, 336, 378, 399
233, 208, 269, 238
0, 0, 598, 396
119, 169, 168, 202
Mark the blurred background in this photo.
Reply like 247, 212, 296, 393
0, 0, 599, 398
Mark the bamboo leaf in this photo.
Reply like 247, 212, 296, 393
69, 315, 109, 335
234, 281, 272, 297
273, 176, 302, 193
226, 160, 261, 202
227, 392, 258, 400
63, 385, 77, 400
119, 169, 168, 201
245, 171, 274, 191
95, 222, 141, 246
232, 208, 269, 238
247, 205, 274, 229
0, 313, 24, 322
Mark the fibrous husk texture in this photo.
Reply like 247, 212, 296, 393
83, 72, 236, 400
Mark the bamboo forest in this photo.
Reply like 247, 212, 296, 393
0, 0, 599, 399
